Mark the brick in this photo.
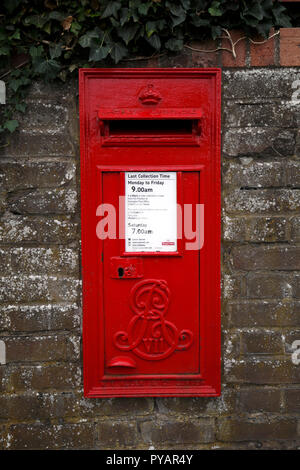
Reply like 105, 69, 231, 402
0, 215, 78, 244
4, 334, 79, 363
223, 161, 284, 188
284, 389, 300, 413
0, 161, 76, 192
17, 101, 69, 133
156, 389, 235, 415
292, 275, 300, 298
7, 423, 95, 450
250, 29, 276, 66
222, 215, 246, 242
222, 274, 244, 299
222, 30, 247, 67
217, 416, 298, 442
101, 398, 154, 417
7, 364, 81, 392
231, 245, 300, 271
188, 40, 219, 68
11, 247, 78, 276
225, 358, 300, 384
7, 188, 77, 215
229, 301, 300, 327
240, 330, 283, 355
0, 276, 79, 302
0, 303, 80, 332
283, 329, 300, 353
0, 393, 48, 421
246, 217, 287, 242
286, 161, 300, 187
0, 248, 11, 273
280, 28, 300, 66
223, 128, 296, 158
0, 131, 75, 158
224, 102, 297, 129
223, 69, 300, 101
247, 274, 291, 299
225, 189, 300, 214
140, 419, 215, 445
237, 387, 281, 412
291, 217, 300, 242
98, 421, 138, 448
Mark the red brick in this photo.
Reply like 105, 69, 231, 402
250, 29, 276, 66
280, 28, 300, 66
188, 40, 219, 68
222, 30, 247, 67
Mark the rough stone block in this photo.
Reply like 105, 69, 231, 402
140, 419, 215, 445
6, 423, 95, 450
0, 303, 80, 332
231, 245, 300, 271
7, 188, 77, 215
11, 247, 79, 276
0, 214, 78, 244
223, 128, 296, 158
217, 416, 298, 442
98, 421, 138, 448
237, 387, 281, 413
240, 329, 283, 355
0, 160, 76, 191
247, 273, 292, 299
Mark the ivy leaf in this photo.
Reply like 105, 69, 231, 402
70, 21, 82, 36
29, 45, 44, 58
146, 33, 161, 50
15, 103, 26, 113
3, 120, 19, 133
0, 46, 10, 56
24, 15, 49, 29
79, 29, 103, 48
120, 8, 129, 26
246, 3, 264, 21
3, 0, 21, 14
118, 24, 139, 45
165, 38, 183, 51
34, 59, 61, 80
109, 42, 128, 63
101, 2, 122, 19
48, 11, 65, 21
49, 43, 62, 59
146, 21, 156, 38
138, 3, 151, 16
89, 45, 110, 61
208, 1, 222, 17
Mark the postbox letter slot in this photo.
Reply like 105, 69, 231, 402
109, 119, 195, 136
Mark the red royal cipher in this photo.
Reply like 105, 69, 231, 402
79, 68, 221, 397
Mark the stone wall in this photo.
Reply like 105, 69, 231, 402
0, 38, 300, 449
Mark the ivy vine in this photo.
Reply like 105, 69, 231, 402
0, 0, 295, 138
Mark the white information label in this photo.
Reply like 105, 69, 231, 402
125, 172, 177, 252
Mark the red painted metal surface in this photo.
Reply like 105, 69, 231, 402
79, 68, 221, 397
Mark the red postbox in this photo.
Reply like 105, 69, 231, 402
79, 68, 221, 397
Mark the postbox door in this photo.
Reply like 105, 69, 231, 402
101, 170, 200, 377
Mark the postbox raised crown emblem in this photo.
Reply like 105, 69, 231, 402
139, 83, 162, 105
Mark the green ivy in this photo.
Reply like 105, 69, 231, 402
0, 0, 294, 137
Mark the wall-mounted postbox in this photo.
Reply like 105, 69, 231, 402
79, 68, 221, 397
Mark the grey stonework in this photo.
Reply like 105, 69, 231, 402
0, 68, 299, 449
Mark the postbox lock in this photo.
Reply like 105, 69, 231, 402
110, 257, 143, 279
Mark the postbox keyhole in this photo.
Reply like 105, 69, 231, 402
118, 267, 124, 278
